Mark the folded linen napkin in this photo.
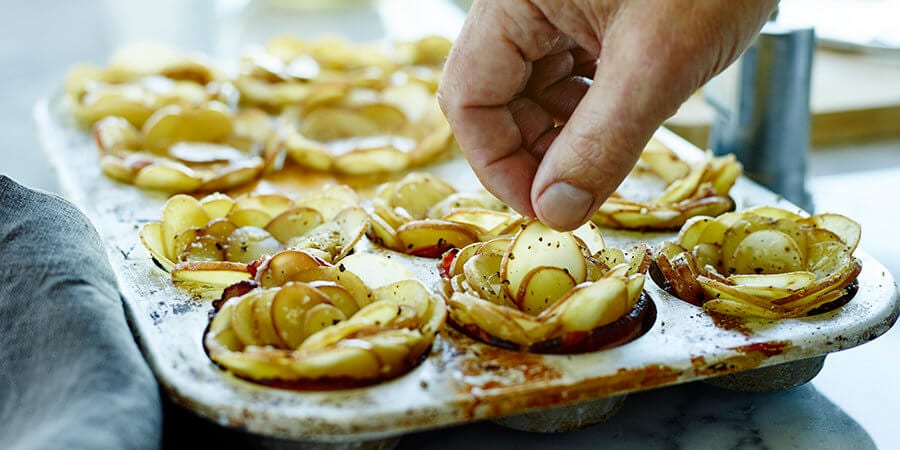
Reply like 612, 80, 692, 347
0, 176, 161, 450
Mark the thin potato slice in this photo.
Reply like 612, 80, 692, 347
172, 261, 252, 287
271, 282, 331, 349
443, 208, 517, 236
463, 253, 505, 304
265, 207, 324, 245
730, 230, 804, 275
572, 221, 606, 256
502, 222, 587, 299
200, 193, 236, 219
133, 162, 203, 192
728, 272, 816, 291
391, 173, 456, 219
307, 281, 359, 318
283, 266, 372, 310
225, 226, 282, 263
397, 220, 478, 257
161, 194, 210, 260
517, 266, 577, 315
296, 184, 360, 221
557, 277, 629, 332
333, 146, 411, 175
253, 290, 286, 347
142, 103, 233, 152
799, 213, 861, 252
287, 207, 368, 261
256, 249, 325, 288
232, 293, 261, 346
338, 253, 415, 289
140, 222, 174, 271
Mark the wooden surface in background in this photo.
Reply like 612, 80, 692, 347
667, 49, 900, 149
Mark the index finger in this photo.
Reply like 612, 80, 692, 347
438, 1, 567, 217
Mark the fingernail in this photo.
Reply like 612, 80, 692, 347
536, 182, 595, 231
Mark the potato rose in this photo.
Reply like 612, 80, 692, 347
442, 221, 654, 353
204, 253, 445, 388
651, 206, 862, 318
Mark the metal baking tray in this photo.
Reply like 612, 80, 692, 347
35, 91, 899, 445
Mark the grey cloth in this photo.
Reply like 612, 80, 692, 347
0, 176, 161, 450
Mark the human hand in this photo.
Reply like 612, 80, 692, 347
438, 0, 777, 230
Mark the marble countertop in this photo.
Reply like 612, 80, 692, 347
2, 1, 898, 448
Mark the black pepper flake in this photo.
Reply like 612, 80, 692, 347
339, 264, 346, 272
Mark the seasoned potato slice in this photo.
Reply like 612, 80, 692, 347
502, 222, 586, 299
91, 102, 276, 193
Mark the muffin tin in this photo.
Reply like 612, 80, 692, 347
36, 94, 899, 447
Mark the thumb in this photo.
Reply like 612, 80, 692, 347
528, 1, 776, 232
530, 61, 667, 231
529, 6, 722, 231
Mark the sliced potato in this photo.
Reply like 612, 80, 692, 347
333, 146, 411, 175
133, 162, 202, 192
730, 230, 804, 275
502, 222, 587, 300
728, 271, 816, 291
225, 226, 283, 263
397, 220, 478, 256
253, 290, 285, 347
557, 277, 629, 332
517, 266, 577, 315
799, 213, 861, 252
142, 103, 233, 151
256, 249, 324, 288
271, 282, 330, 349
200, 193, 236, 219
140, 222, 173, 270
296, 184, 360, 221
391, 173, 456, 219
338, 253, 415, 289
172, 261, 252, 287
265, 207, 324, 244
443, 208, 517, 236
231, 294, 261, 346
161, 194, 210, 260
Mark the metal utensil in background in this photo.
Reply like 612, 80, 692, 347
706, 22, 816, 212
